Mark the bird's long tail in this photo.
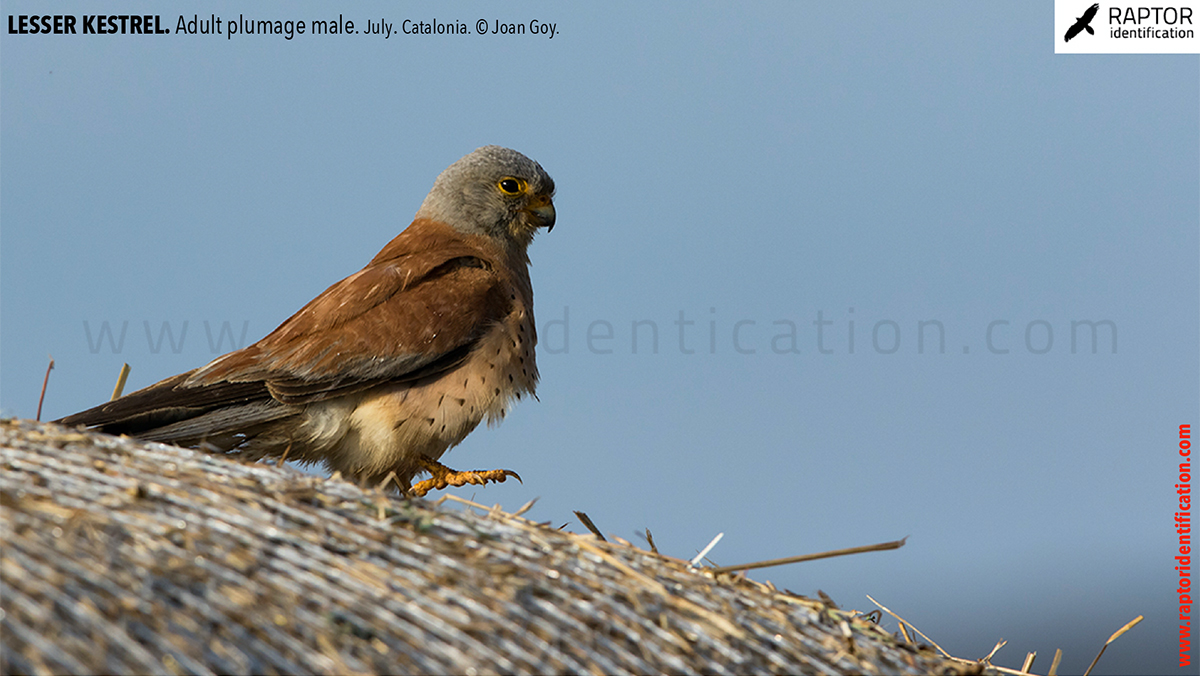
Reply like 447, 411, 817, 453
56, 370, 295, 451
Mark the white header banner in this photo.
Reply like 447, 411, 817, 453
1055, 1, 1200, 53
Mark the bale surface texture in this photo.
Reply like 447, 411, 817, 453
1, 419, 976, 675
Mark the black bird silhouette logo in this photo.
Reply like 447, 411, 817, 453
1065, 3, 1100, 42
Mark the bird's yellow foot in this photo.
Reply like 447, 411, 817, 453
409, 457, 521, 497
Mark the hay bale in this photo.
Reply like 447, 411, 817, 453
1, 419, 979, 675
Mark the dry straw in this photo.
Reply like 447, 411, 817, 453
1, 418, 1141, 675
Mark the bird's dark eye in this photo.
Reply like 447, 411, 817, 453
498, 178, 523, 195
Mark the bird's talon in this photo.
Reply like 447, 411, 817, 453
407, 459, 521, 497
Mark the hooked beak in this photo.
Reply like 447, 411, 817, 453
524, 195, 556, 232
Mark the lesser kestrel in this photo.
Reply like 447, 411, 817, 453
59, 146, 556, 496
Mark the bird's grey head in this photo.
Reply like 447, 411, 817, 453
417, 146, 556, 249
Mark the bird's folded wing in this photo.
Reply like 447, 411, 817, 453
60, 227, 513, 428
190, 246, 512, 404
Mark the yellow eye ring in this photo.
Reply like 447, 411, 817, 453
497, 177, 525, 195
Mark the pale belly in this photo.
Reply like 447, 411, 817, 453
297, 313, 538, 484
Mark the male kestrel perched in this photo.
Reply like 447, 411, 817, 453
58, 146, 556, 497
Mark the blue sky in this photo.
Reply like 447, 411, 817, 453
3, 3, 1197, 673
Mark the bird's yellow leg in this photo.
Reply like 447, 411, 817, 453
409, 457, 521, 497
